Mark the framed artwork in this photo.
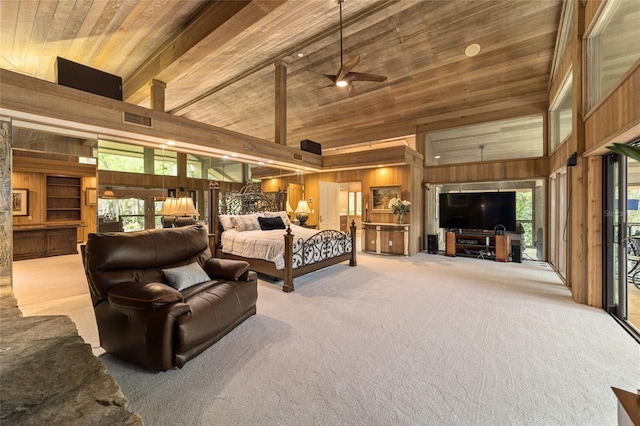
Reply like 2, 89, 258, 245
370, 185, 400, 212
12, 189, 28, 216
86, 188, 97, 205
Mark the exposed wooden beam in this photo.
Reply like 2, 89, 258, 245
123, 1, 286, 103
275, 61, 287, 146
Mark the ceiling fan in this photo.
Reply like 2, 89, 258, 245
321, 0, 387, 97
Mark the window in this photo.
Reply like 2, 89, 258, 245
549, 0, 573, 79
98, 140, 145, 173
98, 197, 146, 232
348, 191, 362, 216
187, 154, 203, 178
154, 149, 177, 176
587, 0, 640, 109
549, 73, 573, 153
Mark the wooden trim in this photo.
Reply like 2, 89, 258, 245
0, 69, 322, 170
425, 157, 548, 184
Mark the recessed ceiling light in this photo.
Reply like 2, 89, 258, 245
336, 80, 348, 88
258, 161, 264, 165
166, 141, 176, 146
222, 155, 230, 159
267, 160, 274, 164
465, 43, 481, 57
231, 153, 239, 157
296, 52, 305, 58
159, 144, 167, 149
435, 155, 441, 159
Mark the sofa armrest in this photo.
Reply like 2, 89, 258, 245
107, 281, 183, 310
204, 258, 251, 281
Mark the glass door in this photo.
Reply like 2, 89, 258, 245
604, 151, 640, 337
626, 158, 640, 332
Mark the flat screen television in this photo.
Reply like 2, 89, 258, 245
438, 192, 517, 231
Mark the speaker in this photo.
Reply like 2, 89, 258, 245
300, 139, 322, 155
427, 234, 438, 254
55, 57, 123, 101
511, 241, 522, 263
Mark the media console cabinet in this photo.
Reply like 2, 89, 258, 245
362, 222, 409, 256
13, 224, 80, 261
445, 231, 510, 262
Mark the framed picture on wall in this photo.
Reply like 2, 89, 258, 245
370, 185, 400, 212
86, 188, 97, 205
12, 189, 28, 216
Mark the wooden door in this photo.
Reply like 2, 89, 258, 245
319, 181, 340, 230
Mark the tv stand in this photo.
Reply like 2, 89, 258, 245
445, 230, 509, 262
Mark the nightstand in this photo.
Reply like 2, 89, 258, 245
300, 224, 317, 229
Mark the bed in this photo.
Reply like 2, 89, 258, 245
208, 183, 356, 292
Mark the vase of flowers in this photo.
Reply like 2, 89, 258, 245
388, 197, 410, 223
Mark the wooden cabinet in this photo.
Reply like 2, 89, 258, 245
362, 222, 409, 256
445, 231, 510, 262
13, 225, 79, 261
46, 175, 81, 222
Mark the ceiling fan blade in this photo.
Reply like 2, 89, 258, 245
348, 72, 388, 82
347, 83, 356, 97
336, 54, 360, 82
322, 74, 338, 83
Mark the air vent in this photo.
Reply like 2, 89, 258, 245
123, 112, 152, 127
292, 153, 303, 161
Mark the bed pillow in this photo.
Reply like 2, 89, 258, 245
219, 214, 235, 231
231, 214, 261, 232
266, 211, 291, 227
162, 262, 211, 291
258, 216, 286, 231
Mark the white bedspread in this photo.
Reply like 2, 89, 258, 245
221, 225, 320, 270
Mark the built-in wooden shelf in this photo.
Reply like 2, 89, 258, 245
46, 175, 81, 221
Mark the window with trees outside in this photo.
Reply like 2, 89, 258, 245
549, 73, 573, 153
587, 0, 640, 110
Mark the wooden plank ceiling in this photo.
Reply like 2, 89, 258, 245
0, 0, 562, 156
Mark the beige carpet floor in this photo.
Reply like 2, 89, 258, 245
11, 251, 640, 425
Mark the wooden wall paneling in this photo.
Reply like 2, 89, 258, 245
425, 158, 548, 184
567, 2, 589, 303
82, 175, 97, 241
584, 0, 606, 36
409, 164, 423, 254
549, 45, 574, 103
549, 140, 572, 175
12, 151, 96, 176
11, 171, 45, 225
568, 156, 588, 304
586, 155, 603, 307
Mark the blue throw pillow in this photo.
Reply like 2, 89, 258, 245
162, 262, 211, 291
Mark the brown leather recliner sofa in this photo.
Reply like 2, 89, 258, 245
82, 223, 257, 371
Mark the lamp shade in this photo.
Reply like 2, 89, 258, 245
286, 201, 294, 214
295, 200, 311, 214
158, 196, 199, 216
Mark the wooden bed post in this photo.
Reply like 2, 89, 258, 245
208, 182, 220, 257
282, 226, 294, 292
349, 220, 357, 267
